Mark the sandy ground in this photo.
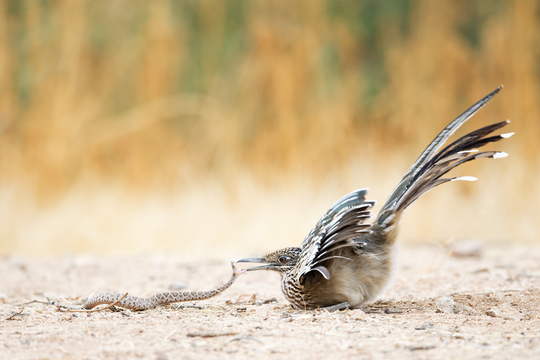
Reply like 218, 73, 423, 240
1, 243, 539, 360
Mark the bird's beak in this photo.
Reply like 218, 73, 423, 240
236, 257, 276, 271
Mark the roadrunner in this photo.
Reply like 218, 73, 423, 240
238, 87, 512, 310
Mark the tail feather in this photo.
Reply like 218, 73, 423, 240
412, 120, 510, 185
376, 87, 511, 226
399, 150, 504, 211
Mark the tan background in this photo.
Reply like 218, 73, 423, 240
0, 0, 538, 258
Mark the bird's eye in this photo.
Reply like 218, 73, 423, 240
277, 256, 288, 264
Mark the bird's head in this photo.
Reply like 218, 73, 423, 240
237, 247, 301, 274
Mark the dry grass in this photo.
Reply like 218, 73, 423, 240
0, 0, 538, 256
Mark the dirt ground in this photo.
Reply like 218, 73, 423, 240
1, 243, 539, 360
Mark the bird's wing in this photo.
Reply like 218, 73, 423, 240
297, 188, 376, 281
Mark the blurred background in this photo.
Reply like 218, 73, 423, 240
0, 0, 538, 259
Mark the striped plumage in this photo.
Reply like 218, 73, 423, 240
238, 87, 513, 310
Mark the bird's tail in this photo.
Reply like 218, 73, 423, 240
375, 87, 513, 233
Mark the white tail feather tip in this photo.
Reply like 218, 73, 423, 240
501, 132, 514, 138
452, 176, 478, 182
493, 152, 508, 159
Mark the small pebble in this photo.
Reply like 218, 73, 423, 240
415, 321, 434, 330
453, 239, 483, 258
485, 306, 523, 320
235, 294, 256, 304
436, 297, 459, 314
156, 351, 168, 360
348, 309, 366, 320
9, 255, 27, 271
168, 282, 188, 290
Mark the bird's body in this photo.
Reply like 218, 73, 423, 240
294, 224, 397, 309
238, 87, 513, 310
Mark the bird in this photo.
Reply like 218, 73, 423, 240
237, 87, 513, 311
